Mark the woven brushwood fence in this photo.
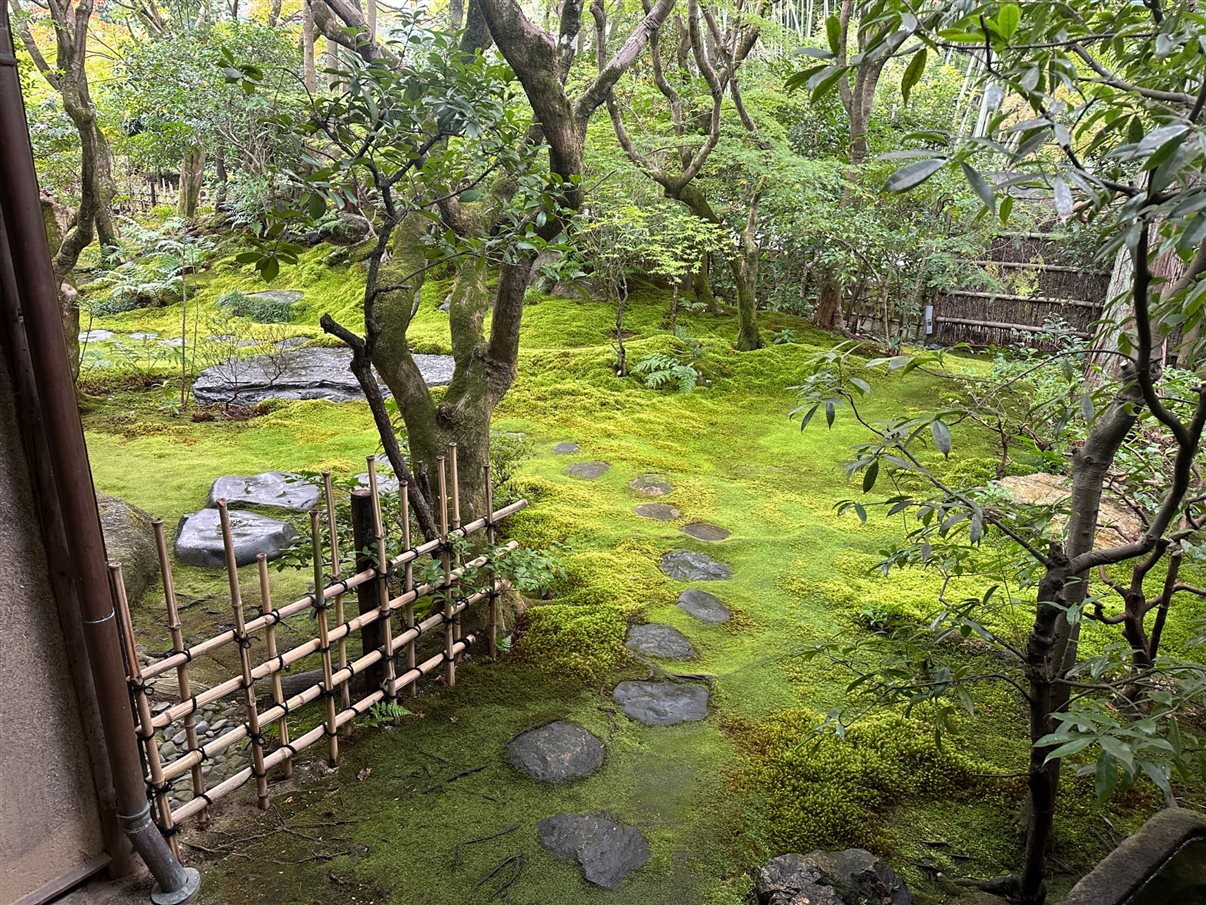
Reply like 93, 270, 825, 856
931, 232, 1112, 347
110, 446, 526, 853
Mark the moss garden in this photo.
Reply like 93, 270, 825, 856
77, 245, 1179, 905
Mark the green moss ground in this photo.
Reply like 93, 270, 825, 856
80, 251, 1170, 904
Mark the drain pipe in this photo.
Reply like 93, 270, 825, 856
0, 9, 199, 904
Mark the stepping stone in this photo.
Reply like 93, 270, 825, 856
635, 502, 680, 521
207, 472, 321, 512
129, 331, 158, 340
660, 550, 731, 581
677, 589, 731, 623
505, 721, 604, 783
626, 624, 695, 659
159, 338, 185, 347
537, 814, 650, 889
355, 457, 400, 494
247, 289, 304, 305
613, 680, 709, 725
191, 347, 454, 406
682, 521, 730, 542
79, 329, 114, 342
176, 509, 297, 568
553, 441, 580, 454
568, 461, 609, 479
629, 474, 673, 496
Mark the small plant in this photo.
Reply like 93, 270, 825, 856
493, 545, 564, 597
632, 353, 699, 393
773, 329, 799, 345
362, 700, 412, 727
854, 604, 894, 635
216, 289, 295, 324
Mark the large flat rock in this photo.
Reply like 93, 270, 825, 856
626, 624, 695, 659
537, 814, 650, 889
207, 472, 320, 512
660, 550, 731, 581
176, 508, 297, 568
506, 721, 604, 783
192, 347, 454, 406
612, 680, 708, 725
677, 589, 731, 623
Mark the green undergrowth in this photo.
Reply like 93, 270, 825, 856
79, 247, 1185, 904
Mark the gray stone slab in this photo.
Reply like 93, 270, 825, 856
660, 550, 731, 581
129, 332, 158, 340
682, 522, 731, 541
248, 290, 304, 305
207, 472, 321, 512
568, 461, 609, 479
612, 680, 708, 725
635, 503, 680, 521
505, 721, 604, 782
553, 442, 580, 454
677, 589, 731, 623
629, 474, 673, 495
626, 624, 695, 659
192, 347, 454, 406
79, 329, 114, 342
537, 814, 650, 889
175, 508, 297, 568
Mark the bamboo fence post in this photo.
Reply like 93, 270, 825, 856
483, 463, 498, 659
437, 454, 455, 687
400, 477, 416, 696
449, 443, 463, 663
367, 457, 398, 700
322, 471, 351, 726
350, 488, 386, 695
311, 509, 339, 766
110, 562, 178, 855
257, 553, 292, 780
152, 518, 208, 824
217, 503, 270, 810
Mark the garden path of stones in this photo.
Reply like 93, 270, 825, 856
512, 444, 736, 890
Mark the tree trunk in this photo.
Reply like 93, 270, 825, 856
693, 256, 720, 313
814, 266, 847, 332
302, 0, 318, 94
177, 146, 205, 219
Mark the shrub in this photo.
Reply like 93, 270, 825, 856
216, 289, 295, 323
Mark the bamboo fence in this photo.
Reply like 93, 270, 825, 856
110, 446, 527, 848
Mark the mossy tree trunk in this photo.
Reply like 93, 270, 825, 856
177, 146, 206, 219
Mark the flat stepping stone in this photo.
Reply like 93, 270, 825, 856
682, 521, 730, 541
677, 589, 731, 623
175, 509, 297, 568
505, 721, 604, 782
626, 624, 695, 659
613, 680, 709, 725
629, 474, 673, 495
129, 331, 158, 340
553, 441, 580, 454
248, 289, 304, 305
355, 458, 401, 494
635, 502, 680, 521
537, 814, 650, 889
660, 550, 731, 581
568, 461, 609, 479
208, 472, 321, 512
192, 347, 454, 406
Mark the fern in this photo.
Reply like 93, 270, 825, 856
632, 353, 699, 393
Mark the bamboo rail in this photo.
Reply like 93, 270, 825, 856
111, 448, 528, 840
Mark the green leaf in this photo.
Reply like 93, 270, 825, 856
884, 158, 947, 193
996, 4, 1021, 39
931, 420, 952, 457
862, 460, 879, 493
999, 195, 1014, 225
1095, 752, 1119, 801
900, 48, 928, 105
825, 401, 836, 428
1044, 737, 1094, 761
460, 188, 484, 203
305, 192, 326, 220
826, 15, 842, 55
1099, 736, 1134, 771
960, 162, 995, 211
258, 257, 280, 282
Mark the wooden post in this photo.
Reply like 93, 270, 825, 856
257, 553, 292, 779
449, 443, 463, 664
400, 477, 417, 696
322, 470, 351, 727
310, 509, 339, 766
437, 454, 455, 687
483, 464, 498, 659
351, 489, 386, 694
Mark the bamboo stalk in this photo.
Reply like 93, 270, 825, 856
311, 509, 339, 766
449, 444, 463, 663
401, 477, 416, 696
217, 502, 270, 810
152, 518, 208, 824
437, 454, 454, 687
367, 456, 398, 700
484, 463, 498, 659
258, 554, 292, 780
322, 471, 351, 728
110, 562, 178, 855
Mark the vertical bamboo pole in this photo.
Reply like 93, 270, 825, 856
110, 562, 178, 855
400, 478, 416, 696
367, 457, 398, 700
216, 503, 270, 810
311, 509, 339, 765
483, 463, 498, 659
258, 553, 292, 779
437, 454, 455, 687
322, 471, 351, 726
449, 444, 463, 663
152, 518, 207, 824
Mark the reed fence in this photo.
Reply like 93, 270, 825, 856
110, 446, 526, 852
